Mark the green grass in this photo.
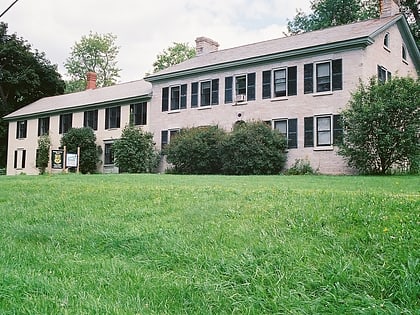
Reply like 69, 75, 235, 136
0, 174, 419, 314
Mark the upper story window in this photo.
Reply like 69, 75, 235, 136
384, 33, 390, 50
263, 66, 297, 99
130, 102, 147, 126
59, 113, 72, 134
191, 79, 219, 108
225, 73, 256, 103
105, 106, 121, 129
84, 109, 98, 130
161, 85, 187, 112
273, 118, 298, 149
304, 59, 342, 94
16, 120, 27, 139
378, 65, 392, 83
38, 117, 50, 136
304, 115, 342, 148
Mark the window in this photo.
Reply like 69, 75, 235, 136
304, 115, 342, 148
168, 85, 187, 111
130, 102, 147, 125
378, 65, 391, 83
161, 129, 180, 150
304, 59, 342, 94
104, 143, 114, 165
59, 113, 72, 134
264, 66, 298, 98
38, 117, 50, 136
226, 73, 256, 103
384, 33, 390, 49
192, 79, 219, 107
14, 149, 26, 169
16, 120, 27, 139
402, 45, 407, 62
105, 106, 121, 129
84, 109, 98, 130
273, 118, 298, 149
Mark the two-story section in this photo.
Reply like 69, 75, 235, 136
4, 76, 152, 175
146, 11, 419, 174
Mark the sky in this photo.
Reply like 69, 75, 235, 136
1, 0, 311, 83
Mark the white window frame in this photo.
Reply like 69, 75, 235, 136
315, 115, 333, 148
273, 68, 287, 98
273, 119, 288, 137
170, 85, 181, 111
235, 74, 247, 102
315, 61, 332, 93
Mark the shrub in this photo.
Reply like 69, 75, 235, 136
221, 121, 287, 175
113, 125, 159, 173
166, 126, 226, 174
339, 77, 420, 174
61, 127, 100, 174
285, 158, 317, 175
36, 134, 50, 174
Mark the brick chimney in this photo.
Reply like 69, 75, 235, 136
86, 72, 97, 90
380, 0, 400, 18
195, 37, 219, 56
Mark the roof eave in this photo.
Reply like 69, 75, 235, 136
145, 37, 373, 82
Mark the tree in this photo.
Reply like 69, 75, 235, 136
152, 42, 196, 73
112, 125, 158, 173
339, 77, 420, 174
64, 32, 120, 92
165, 126, 227, 174
0, 22, 65, 167
401, 0, 420, 47
36, 134, 50, 175
221, 121, 287, 175
60, 128, 100, 174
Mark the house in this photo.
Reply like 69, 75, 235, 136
3, 0, 419, 175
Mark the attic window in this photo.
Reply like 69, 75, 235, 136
384, 33, 390, 50
402, 45, 408, 63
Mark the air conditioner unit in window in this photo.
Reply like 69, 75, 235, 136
236, 94, 246, 103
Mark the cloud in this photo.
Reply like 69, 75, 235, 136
2, 0, 311, 82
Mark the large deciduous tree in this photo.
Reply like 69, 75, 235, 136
152, 42, 196, 73
339, 77, 420, 174
0, 22, 65, 168
64, 32, 120, 93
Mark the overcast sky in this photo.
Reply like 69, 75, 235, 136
2, 0, 311, 83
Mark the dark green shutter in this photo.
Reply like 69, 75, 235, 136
225, 77, 233, 103
191, 82, 198, 108
288, 119, 298, 149
333, 115, 343, 145
304, 117, 314, 147
161, 130, 168, 150
332, 59, 342, 91
247, 73, 256, 101
304, 64, 313, 94
287, 66, 297, 96
162, 87, 169, 111
211, 79, 219, 105
180, 84, 187, 109
262, 70, 271, 99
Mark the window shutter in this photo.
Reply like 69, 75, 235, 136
14, 150, 18, 169
262, 70, 271, 99
288, 118, 298, 149
225, 77, 233, 103
180, 84, 187, 109
287, 66, 297, 96
211, 79, 219, 105
304, 64, 313, 94
387, 71, 392, 81
116, 107, 121, 128
161, 130, 168, 150
21, 150, 26, 168
247, 73, 256, 101
162, 87, 169, 111
105, 109, 109, 130
191, 82, 198, 108
332, 59, 342, 91
304, 117, 314, 147
333, 115, 343, 145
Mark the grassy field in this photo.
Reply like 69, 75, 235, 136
0, 174, 419, 314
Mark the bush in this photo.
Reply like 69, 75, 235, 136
166, 126, 226, 174
36, 134, 50, 174
285, 158, 317, 175
339, 77, 420, 174
221, 121, 287, 175
61, 127, 100, 174
113, 125, 159, 173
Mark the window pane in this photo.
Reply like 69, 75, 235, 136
236, 75, 246, 95
171, 86, 180, 110
318, 131, 331, 145
274, 120, 287, 135
274, 69, 286, 97
317, 117, 331, 131
317, 63, 331, 92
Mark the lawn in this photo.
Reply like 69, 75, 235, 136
0, 174, 419, 314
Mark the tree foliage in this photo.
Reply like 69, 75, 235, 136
36, 134, 51, 175
60, 127, 100, 174
64, 32, 120, 92
166, 126, 226, 174
112, 125, 158, 173
287, 0, 378, 35
339, 77, 420, 174
0, 22, 65, 167
152, 42, 196, 73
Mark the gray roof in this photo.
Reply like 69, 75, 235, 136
4, 79, 152, 120
146, 15, 419, 81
